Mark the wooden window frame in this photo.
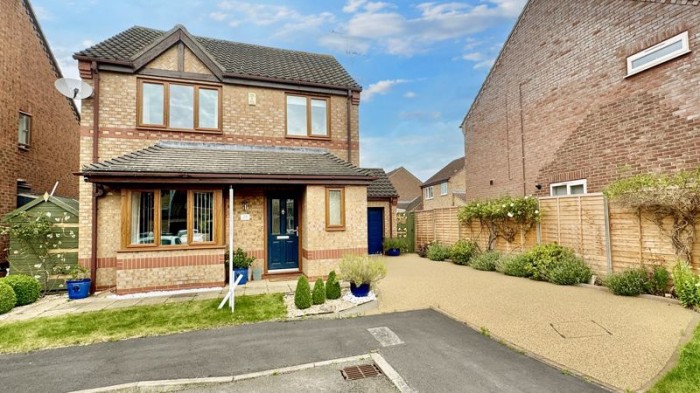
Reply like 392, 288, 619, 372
122, 188, 223, 250
137, 78, 223, 133
325, 187, 345, 231
285, 93, 331, 139
18, 111, 31, 149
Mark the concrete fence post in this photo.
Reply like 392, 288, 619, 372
603, 195, 613, 274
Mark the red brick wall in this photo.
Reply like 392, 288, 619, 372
463, 0, 700, 201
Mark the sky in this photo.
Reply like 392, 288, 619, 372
33, 0, 526, 181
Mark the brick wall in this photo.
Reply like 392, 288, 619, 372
422, 167, 466, 210
463, 0, 700, 201
368, 200, 397, 239
387, 167, 422, 202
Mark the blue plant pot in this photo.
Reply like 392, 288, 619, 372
350, 282, 371, 297
385, 248, 401, 256
67, 279, 91, 300
233, 268, 249, 286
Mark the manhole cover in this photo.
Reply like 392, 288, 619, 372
340, 364, 382, 381
550, 320, 612, 338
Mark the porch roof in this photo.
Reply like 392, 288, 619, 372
80, 142, 374, 185
361, 168, 399, 199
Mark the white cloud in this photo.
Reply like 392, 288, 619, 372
363, 79, 407, 101
404, 91, 416, 98
217, 1, 308, 26
274, 12, 335, 37
209, 12, 228, 21
33, 5, 52, 21
343, 0, 367, 13
461, 52, 484, 61
473, 58, 496, 69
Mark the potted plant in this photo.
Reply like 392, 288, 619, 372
226, 248, 254, 286
339, 255, 387, 297
65, 265, 90, 300
383, 237, 406, 256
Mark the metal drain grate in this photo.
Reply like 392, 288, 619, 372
340, 363, 382, 381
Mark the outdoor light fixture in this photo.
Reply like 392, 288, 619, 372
242, 200, 249, 212
535, 183, 543, 190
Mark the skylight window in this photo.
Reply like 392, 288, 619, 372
627, 32, 690, 77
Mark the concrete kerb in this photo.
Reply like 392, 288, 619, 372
68, 354, 389, 393
577, 283, 682, 306
428, 306, 619, 393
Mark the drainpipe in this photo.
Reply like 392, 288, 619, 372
89, 61, 100, 294
346, 90, 352, 164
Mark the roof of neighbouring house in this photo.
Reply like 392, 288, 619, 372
361, 168, 399, 199
387, 166, 423, 201
74, 25, 361, 91
397, 196, 422, 212
422, 157, 465, 187
80, 142, 374, 183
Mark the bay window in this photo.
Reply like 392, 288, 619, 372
138, 79, 221, 131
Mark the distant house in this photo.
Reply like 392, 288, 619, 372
461, 0, 700, 201
387, 167, 422, 213
0, 0, 80, 259
420, 157, 466, 210
71, 24, 402, 294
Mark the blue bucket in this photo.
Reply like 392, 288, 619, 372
350, 282, 370, 297
233, 268, 249, 285
67, 279, 91, 300
385, 248, 401, 257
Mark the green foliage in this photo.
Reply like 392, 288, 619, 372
450, 240, 480, 265
458, 195, 539, 250
605, 268, 649, 296
66, 265, 90, 281
547, 258, 592, 286
501, 254, 532, 277
227, 248, 255, 269
325, 271, 341, 300
339, 255, 387, 286
672, 261, 700, 308
648, 321, 700, 393
0, 282, 17, 314
471, 251, 501, 271
383, 237, 407, 252
312, 278, 326, 305
294, 276, 311, 309
524, 243, 582, 282
2, 275, 41, 306
426, 242, 451, 261
496, 244, 590, 285
647, 265, 670, 296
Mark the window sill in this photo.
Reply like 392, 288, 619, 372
118, 244, 226, 253
18, 144, 30, 152
325, 227, 346, 232
136, 126, 223, 135
285, 135, 331, 141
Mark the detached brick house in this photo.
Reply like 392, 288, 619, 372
387, 167, 423, 212
421, 157, 466, 210
462, 0, 700, 201
0, 0, 80, 258
74, 25, 396, 294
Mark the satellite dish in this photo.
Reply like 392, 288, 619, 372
54, 78, 93, 100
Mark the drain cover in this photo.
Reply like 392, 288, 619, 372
340, 364, 382, 381
550, 320, 612, 339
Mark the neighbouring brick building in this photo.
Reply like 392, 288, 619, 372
0, 0, 80, 258
387, 167, 423, 212
461, 0, 700, 201
421, 157, 466, 210
74, 25, 396, 294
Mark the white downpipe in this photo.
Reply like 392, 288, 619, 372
218, 186, 241, 311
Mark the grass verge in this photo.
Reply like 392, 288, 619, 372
0, 293, 285, 354
648, 322, 700, 393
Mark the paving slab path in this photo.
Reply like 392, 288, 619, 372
370, 254, 698, 391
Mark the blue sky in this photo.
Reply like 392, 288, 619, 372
34, 0, 526, 181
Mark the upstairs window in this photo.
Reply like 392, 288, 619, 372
440, 182, 448, 196
18, 112, 31, 147
138, 79, 221, 131
424, 186, 434, 200
550, 179, 587, 196
627, 31, 690, 77
286, 94, 329, 138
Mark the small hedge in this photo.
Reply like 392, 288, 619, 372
0, 282, 17, 314
501, 254, 531, 277
312, 278, 326, 305
498, 243, 590, 285
547, 258, 591, 286
3, 274, 41, 306
325, 271, 341, 300
605, 268, 648, 296
427, 243, 451, 261
471, 251, 501, 271
450, 240, 479, 266
294, 276, 311, 309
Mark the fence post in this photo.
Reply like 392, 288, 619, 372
603, 195, 613, 274
536, 198, 542, 245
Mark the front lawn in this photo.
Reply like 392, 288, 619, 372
649, 322, 700, 393
0, 293, 285, 354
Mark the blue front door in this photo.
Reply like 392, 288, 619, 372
367, 207, 384, 255
267, 196, 299, 271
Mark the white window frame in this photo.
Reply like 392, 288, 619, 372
18, 112, 31, 147
550, 179, 587, 197
424, 186, 434, 200
627, 31, 690, 77
440, 182, 448, 196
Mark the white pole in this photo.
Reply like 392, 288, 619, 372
218, 185, 237, 311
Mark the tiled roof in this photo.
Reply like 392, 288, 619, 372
361, 168, 399, 198
422, 157, 465, 187
74, 26, 361, 90
82, 142, 372, 180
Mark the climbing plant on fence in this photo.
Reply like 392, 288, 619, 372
605, 168, 700, 265
457, 196, 540, 250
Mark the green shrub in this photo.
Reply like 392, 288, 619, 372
606, 268, 649, 296
471, 251, 501, 271
647, 265, 670, 296
501, 254, 532, 277
672, 261, 700, 308
547, 257, 591, 285
427, 243, 451, 261
383, 238, 407, 252
450, 240, 480, 265
325, 271, 341, 300
294, 276, 311, 309
0, 282, 16, 314
312, 278, 326, 305
339, 255, 387, 286
3, 274, 41, 306
523, 243, 579, 282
